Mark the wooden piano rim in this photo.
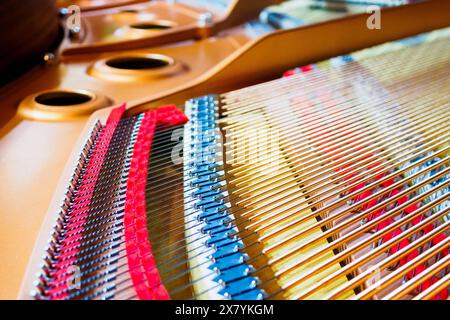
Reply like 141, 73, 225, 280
58, 0, 148, 12
18, 0, 450, 299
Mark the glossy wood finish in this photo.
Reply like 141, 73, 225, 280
0, 0, 60, 85
57, 0, 148, 11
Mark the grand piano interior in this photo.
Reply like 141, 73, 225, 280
0, 0, 449, 300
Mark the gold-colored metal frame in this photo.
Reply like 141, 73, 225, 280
61, 0, 283, 57
18, 89, 112, 121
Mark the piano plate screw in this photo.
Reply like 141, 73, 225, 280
198, 12, 213, 27
43, 53, 56, 66
30, 290, 42, 300
68, 26, 81, 40
35, 272, 48, 284
257, 291, 267, 300
59, 7, 69, 18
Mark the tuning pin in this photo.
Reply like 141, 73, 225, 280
244, 265, 255, 276
59, 7, 69, 18
49, 232, 63, 245
250, 278, 261, 288
197, 12, 214, 38
42, 254, 57, 268
33, 277, 49, 293
35, 271, 50, 285
217, 279, 226, 287
52, 223, 64, 236
223, 292, 232, 300
47, 239, 61, 253
30, 289, 45, 300
55, 215, 67, 227
257, 290, 267, 300
68, 26, 81, 41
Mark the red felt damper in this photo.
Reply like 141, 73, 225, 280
123, 105, 188, 300
283, 65, 315, 77
48, 104, 126, 299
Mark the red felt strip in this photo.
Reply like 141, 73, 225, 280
124, 105, 188, 300
48, 104, 126, 299
283, 65, 315, 77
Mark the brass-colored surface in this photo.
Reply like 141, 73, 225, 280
88, 53, 183, 82
0, 118, 87, 299
7, 26, 250, 124
18, 89, 111, 121
61, 0, 282, 56
61, 1, 200, 56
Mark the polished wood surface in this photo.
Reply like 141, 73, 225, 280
57, 0, 148, 11
0, 0, 60, 86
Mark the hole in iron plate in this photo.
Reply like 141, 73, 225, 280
105, 56, 170, 70
35, 91, 92, 106
120, 9, 139, 14
130, 22, 172, 30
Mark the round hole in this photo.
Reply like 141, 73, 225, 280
105, 56, 170, 70
120, 9, 139, 14
130, 22, 172, 30
34, 91, 93, 106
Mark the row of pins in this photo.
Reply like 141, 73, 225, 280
32, 113, 145, 299
32, 120, 103, 299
